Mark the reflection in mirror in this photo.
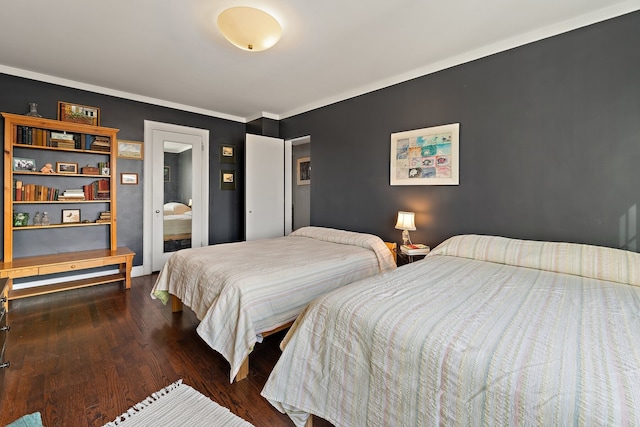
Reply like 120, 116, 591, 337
162, 141, 193, 253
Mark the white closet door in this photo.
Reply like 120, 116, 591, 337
245, 134, 290, 240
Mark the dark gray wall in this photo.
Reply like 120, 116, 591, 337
247, 117, 280, 138
0, 74, 246, 265
280, 11, 640, 252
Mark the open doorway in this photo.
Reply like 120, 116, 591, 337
290, 136, 310, 230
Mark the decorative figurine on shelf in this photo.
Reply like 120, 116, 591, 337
41, 212, 50, 226
33, 211, 42, 226
40, 163, 54, 173
25, 102, 42, 118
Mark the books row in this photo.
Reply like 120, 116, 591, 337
83, 179, 111, 200
13, 181, 59, 201
15, 126, 111, 151
14, 179, 111, 201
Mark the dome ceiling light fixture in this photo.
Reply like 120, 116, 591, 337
217, 6, 282, 52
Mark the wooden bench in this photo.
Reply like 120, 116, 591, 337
0, 247, 134, 307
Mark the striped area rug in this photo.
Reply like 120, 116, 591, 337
103, 379, 254, 427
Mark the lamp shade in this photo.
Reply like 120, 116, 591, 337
395, 211, 416, 231
217, 7, 282, 52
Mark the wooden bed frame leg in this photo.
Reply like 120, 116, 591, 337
171, 295, 183, 312
304, 415, 313, 427
235, 356, 249, 382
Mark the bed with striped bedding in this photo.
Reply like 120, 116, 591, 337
151, 226, 396, 382
262, 234, 640, 426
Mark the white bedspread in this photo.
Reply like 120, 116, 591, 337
262, 235, 640, 426
163, 213, 192, 239
151, 226, 395, 382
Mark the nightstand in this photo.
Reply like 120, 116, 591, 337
397, 245, 430, 265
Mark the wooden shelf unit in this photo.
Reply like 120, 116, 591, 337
2, 112, 133, 303
0, 248, 134, 300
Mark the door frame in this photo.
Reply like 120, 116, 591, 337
142, 120, 209, 274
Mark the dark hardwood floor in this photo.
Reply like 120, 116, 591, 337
0, 275, 333, 427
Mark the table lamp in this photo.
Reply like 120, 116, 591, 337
395, 211, 416, 246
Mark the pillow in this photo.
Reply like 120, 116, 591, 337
429, 234, 640, 287
290, 226, 396, 273
163, 202, 191, 215
173, 204, 191, 215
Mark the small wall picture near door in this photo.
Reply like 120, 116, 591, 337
220, 144, 236, 164
297, 157, 310, 185
221, 170, 236, 190
121, 172, 138, 185
164, 166, 171, 182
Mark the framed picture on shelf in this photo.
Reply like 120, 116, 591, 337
13, 157, 36, 172
56, 162, 78, 174
220, 170, 236, 190
57, 101, 100, 126
297, 157, 311, 185
220, 144, 236, 164
117, 140, 143, 160
164, 166, 171, 182
120, 172, 138, 185
62, 209, 81, 224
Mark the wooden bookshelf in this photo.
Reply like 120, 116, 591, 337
2, 112, 133, 304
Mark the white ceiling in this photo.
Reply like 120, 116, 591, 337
0, 0, 637, 123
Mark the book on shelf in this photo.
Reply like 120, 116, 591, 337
58, 188, 85, 201
400, 244, 430, 255
52, 139, 76, 149
14, 180, 23, 201
50, 131, 74, 141
96, 210, 112, 223
86, 135, 111, 152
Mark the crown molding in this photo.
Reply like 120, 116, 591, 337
279, 3, 640, 119
0, 64, 247, 123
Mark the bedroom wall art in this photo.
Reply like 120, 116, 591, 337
220, 144, 236, 164
390, 123, 459, 186
297, 156, 310, 185
57, 101, 100, 126
220, 170, 236, 190
117, 140, 143, 160
120, 172, 138, 185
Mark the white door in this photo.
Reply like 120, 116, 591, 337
245, 134, 291, 240
143, 121, 209, 274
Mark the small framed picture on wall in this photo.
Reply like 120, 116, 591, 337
220, 144, 236, 164
120, 172, 138, 185
220, 170, 236, 190
297, 157, 310, 185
